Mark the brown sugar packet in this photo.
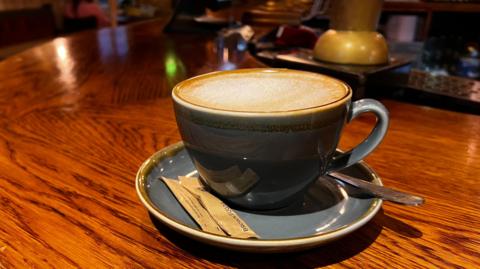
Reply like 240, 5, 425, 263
160, 177, 226, 236
179, 176, 259, 239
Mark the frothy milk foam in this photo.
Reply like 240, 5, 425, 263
177, 70, 348, 112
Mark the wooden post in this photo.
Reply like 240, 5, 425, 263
108, 0, 117, 27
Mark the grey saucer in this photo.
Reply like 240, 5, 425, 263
136, 141, 383, 253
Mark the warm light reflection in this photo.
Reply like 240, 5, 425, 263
56, 44, 67, 61
339, 201, 347, 215
54, 38, 76, 89
186, 170, 197, 177
466, 117, 479, 167
339, 187, 349, 200
222, 48, 229, 62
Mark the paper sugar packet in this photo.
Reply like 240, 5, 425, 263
161, 177, 225, 236
160, 176, 258, 239
179, 176, 258, 239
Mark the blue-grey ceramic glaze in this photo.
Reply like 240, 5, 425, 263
144, 145, 380, 240
172, 69, 388, 210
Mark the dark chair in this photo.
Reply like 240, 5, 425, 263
0, 4, 56, 48
63, 16, 97, 34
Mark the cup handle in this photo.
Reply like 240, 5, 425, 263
327, 99, 389, 172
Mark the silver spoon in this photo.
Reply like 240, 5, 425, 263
328, 171, 425, 206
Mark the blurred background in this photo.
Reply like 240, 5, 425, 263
0, 0, 479, 114
0, 0, 170, 58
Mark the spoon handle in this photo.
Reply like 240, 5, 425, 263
328, 172, 425, 206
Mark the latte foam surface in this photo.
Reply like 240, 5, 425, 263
176, 70, 348, 112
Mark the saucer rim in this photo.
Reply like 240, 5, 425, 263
136, 141, 383, 249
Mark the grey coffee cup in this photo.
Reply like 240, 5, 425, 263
172, 68, 389, 210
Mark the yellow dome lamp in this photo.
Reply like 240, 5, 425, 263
314, 0, 388, 65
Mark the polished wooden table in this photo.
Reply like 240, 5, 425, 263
0, 19, 478, 268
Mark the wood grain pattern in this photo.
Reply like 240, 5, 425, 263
0, 18, 479, 268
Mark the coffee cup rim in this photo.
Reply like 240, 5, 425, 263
172, 68, 352, 117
